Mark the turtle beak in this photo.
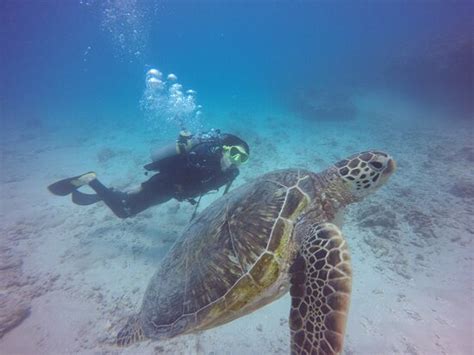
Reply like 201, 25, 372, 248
379, 158, 396, 185
378, 157, 396, 186
385, 158, 396, 176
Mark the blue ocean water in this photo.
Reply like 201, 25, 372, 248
2, 0, 472, 128
1, 1, 473, 354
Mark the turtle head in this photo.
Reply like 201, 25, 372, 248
334, 151, 396, 201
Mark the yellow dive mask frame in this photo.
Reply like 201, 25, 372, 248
223, 145, 249, 165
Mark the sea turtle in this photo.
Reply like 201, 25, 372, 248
117, 150, 396, 354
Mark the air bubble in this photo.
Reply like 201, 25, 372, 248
140, 68, 202, 132
147, 77, 164, 90
146, 69, 162, 80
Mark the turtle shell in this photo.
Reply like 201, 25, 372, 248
139, 169, 315, 339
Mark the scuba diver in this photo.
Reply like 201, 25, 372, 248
48, 130, 249, 219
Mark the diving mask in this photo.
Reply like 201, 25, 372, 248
223, 145, 249, 165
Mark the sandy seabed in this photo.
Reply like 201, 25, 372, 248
1, 98, 473, 355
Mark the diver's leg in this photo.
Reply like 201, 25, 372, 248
71, 190, 101, 205
88, 174, 173, 218
123, 173, 174, 215
88, 179, 132, 218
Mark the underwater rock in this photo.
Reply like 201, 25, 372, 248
0, 294, 31, 338
363, 235, 390, 259
97, 148, 117, 164
290, 88, 357, 121
384, 30, 473, 119
0, 249, 23, 271
404, 308, 422, 321
405, 209, 437, 240
0, 266, 28, 289
393, 264, 412, 280
0, 245, 26, 289
403, 340, 420, 355
449, 180, 474, 199
6, 221, 34, 242
154, 345, 165, 353
0, 224, 57, 338
358, 210, 398, 230
356, 202, 398, 230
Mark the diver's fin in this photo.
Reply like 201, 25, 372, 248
71, 190, 101, 205
47, 172, 97, 196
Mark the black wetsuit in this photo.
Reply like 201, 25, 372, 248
87, 139, 239, 218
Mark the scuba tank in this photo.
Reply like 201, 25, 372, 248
144, 129, 222, 171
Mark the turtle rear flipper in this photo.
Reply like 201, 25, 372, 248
116, 315, 146, 347
290, 223, 352, 355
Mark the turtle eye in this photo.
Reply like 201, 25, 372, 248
369, 161, 383, 170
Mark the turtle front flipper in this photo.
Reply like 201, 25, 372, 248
289, 223, 352, 355
116, 314, 147, 346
